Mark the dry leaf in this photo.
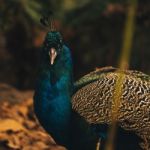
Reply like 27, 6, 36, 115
0, 119, 26, 132
0, 84, 63, 150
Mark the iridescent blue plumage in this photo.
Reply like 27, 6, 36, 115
34, 31, 74, 148
34, 30, 100, 150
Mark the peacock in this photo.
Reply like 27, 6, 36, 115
73, 67, 150, 150
34, 14, 150, 150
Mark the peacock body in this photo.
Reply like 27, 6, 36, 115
34, 18, 150, 149
73, 67, 150, 149
34, 31, 98, 150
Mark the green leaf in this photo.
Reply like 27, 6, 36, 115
28, 0, 42, 10
24, 4, 41, 22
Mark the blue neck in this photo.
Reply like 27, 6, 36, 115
34, 45, 73, 147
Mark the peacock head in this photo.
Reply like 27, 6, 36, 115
40, 11, 63, 65
43, 31, 63, 65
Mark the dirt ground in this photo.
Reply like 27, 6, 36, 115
0, 83, 66, 150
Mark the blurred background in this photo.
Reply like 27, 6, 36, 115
0, 0, 150, 90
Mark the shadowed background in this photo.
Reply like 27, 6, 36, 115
0, 0, 149, 89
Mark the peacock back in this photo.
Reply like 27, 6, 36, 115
72, 67, 150, 149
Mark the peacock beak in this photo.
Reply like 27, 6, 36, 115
49, 48, 57, 65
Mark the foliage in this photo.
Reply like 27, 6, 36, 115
0, 0, 149, 89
